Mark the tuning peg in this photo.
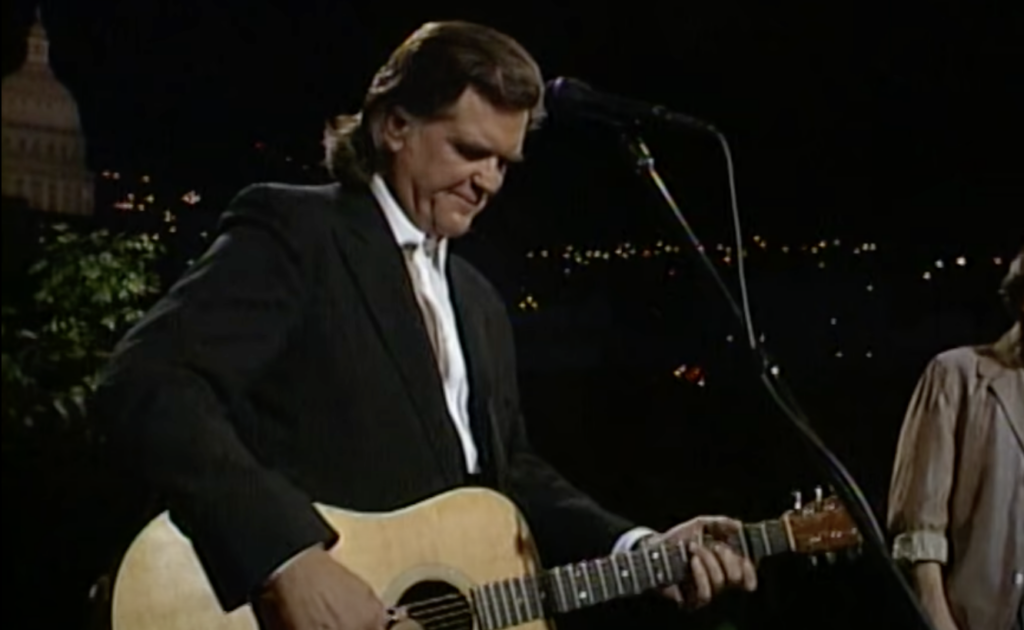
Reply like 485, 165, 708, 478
825, 552, 837, 565
809, 555, 818, 567
792, 490, 803, 510
814, 486, 824, 502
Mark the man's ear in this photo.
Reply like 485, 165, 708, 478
380, 107, 414, 153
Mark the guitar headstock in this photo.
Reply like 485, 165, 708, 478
784, 487, 862, 560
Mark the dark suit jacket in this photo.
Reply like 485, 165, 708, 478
96, 182, 635, 611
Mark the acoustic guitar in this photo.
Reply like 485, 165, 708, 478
110, 486, 861, 630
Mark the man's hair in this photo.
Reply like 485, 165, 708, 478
1000, 244, 1024, 315
323, 21, 545, 186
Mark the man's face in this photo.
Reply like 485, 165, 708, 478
380, 87, 529, 239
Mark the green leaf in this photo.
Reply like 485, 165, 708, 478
52, 396, 69, 420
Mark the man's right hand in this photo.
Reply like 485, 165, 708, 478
253, 547, 387, 630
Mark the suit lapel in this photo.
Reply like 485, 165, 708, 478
449, 259, 502, 485
329, 186, 463, 481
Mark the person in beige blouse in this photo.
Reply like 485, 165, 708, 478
887, 246, 1024, 630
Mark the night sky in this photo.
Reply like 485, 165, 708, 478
2, 0, 1019, 251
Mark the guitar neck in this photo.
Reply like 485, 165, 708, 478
469, 518, 792, 630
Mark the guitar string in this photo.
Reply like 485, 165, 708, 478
403, 592, 463, 611
418, 608, 475, 629
424, 614, 475, 630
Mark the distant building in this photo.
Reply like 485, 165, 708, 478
1, 8, 94, 215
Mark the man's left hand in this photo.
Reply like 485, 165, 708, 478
642, 516, 758, 610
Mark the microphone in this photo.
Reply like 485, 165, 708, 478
544, 76, 718, 133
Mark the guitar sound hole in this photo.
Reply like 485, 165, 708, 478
396, 580, 473, 630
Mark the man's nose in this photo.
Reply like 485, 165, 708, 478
473, 158, 505, 197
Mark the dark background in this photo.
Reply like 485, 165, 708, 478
2, 1, 1020, 629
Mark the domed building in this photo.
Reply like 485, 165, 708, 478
2, 8, 94, 215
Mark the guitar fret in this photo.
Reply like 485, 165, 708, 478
669, 542, 684, 581
500, 579, 515, 627
512, 578, 526, 624
530, 577, 543, 619
566, 563, 580, 608
531, 576, 542, 619
488, 582, 505, 629
552, 566, 570, 612
506, 579, 520, 624
769, 520, 792, 553
596, 560, 608, 601
498, 579, 514, 626
781, 512, 797, 551
734, 528, 751, 561
654, 543, 673, 584
472, 585, 486, 630
759, 521, 772, 556
604, 556, 619, 598
595, 557, 610, 601
516, 577, 535, 621
641, 546, 656, 587
537, 573, 550, 614
671, 540, 688, 573
749, 523, 767, 562
742, 524, 754, 560
497, 581, 512, 629
626, 551, 641, 593
670, 541, 688, 579
483, 583, 499, 630
579, 563, 596, 603
611, 553, 626, 596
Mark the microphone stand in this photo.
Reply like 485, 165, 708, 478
617, 129, 936, 630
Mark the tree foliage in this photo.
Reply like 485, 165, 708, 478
1, 223, 163, 442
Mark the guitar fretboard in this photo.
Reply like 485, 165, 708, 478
469, 519, 790, 630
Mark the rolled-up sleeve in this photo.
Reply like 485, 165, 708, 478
887, 353, 964, 564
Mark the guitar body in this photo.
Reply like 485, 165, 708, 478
111, 487, 551, 630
